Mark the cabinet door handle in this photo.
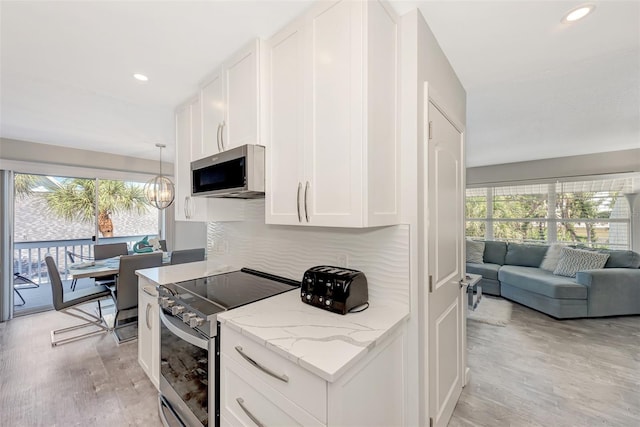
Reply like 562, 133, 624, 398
184, 196, 190, 219
234, 346, 289, 383
304, 181, 310, 222
146, 303, 152, 330
143, 286, 156, 297
216, 123, 222, 152
236, 398, 265, 427
220, 121, 226, 151
296, 182, 302, 223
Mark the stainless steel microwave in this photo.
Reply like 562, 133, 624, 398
191, 144, 265, 198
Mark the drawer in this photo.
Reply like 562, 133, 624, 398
221, 325, 327, 423
221, 355, 324, 427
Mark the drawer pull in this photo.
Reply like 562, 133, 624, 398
235, 345, 289, 383
236, 397, 265, 427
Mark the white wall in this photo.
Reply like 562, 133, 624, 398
467, 148, 640, 186
205, 200, 410, 309
0, 137, 171, 179
173, 221, 207, 252
400, 8, 467, 427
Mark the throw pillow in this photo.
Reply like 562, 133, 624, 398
540, 243, 565, 272
553, 247, 610, 278
466, 240, 485, 264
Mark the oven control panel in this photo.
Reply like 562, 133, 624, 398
158, 289, 214, 337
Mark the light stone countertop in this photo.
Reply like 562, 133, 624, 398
135, 260, 236, 285
217, 290, 409, 382
136, 263, 409, 382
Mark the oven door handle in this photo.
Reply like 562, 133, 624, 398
158, 394, 186, 427
160, 310, 208, 350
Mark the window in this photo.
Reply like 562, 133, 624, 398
466, 176, 635, 249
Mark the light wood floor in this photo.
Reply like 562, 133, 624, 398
0, 305, 159, 426
1, 301, 638, 426
450, 301, 640, 427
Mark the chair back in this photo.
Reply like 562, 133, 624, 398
94, 242, 128, 260
116, 252, 162, 311
170, 248, 206, 265
45, 255, 65, 311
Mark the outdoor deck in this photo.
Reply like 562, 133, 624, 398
12, 234, 157, 315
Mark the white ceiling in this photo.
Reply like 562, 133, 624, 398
1, 1, 639, 167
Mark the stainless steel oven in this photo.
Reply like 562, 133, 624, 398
158, 309, 217, 427
157, 268, 299, 427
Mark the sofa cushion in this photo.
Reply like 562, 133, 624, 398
540, 243, 566, 272
466, 240, 485, 264
466, 262, 501, 281
483, 241, 507, 265
553, 247, 609, 278
595, 249, 640, 269
505, 243, 549, 267
498, 265, 587, 299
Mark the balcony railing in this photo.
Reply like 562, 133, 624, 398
13, 235, 157, 284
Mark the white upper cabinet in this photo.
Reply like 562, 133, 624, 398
264, 19, 307, 225
265, 0, 400, 228
175, 39, 262, 222
200, 71, 225, 157
200, 39, 261, 157
223, 41, 260, 149
175, 98, 208, 222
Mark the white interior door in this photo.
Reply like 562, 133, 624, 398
427, 99, 464, 427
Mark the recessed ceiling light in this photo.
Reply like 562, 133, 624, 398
133, 73, 149, 82
562, 4, 595, 23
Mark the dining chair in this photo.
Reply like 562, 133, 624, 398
45, 255, 113, 347
13, 272, 39, 306
170, 248, 206, 265
111, 252, 163, 343
94, 242, 129, 260
66, 250, 94, 291
93, 242, 128, 288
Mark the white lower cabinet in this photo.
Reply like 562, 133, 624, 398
220, 323, 406, 426
221, 355, 324, 427
138, 277, 159, 390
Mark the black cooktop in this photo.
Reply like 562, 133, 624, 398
174, 268, 299, 313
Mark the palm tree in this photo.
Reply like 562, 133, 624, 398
45, 179, 150, 237
14, 174, 58, 199
15, 174, 151, 238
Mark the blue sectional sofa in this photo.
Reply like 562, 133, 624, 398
466, 241, 640, 319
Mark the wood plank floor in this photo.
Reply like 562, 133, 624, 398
0, 305, 159, 426
1, 300, 638, 426
450, 301, 640, 427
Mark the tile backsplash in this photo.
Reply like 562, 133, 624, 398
207, 200, 410, 308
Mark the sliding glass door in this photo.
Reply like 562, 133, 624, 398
12, 174, 160, 316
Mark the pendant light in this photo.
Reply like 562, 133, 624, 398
145, 143, 175, 210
